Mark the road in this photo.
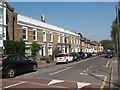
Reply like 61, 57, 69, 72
1, 55, 111, 89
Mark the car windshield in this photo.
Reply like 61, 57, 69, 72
57, 54, 64, 57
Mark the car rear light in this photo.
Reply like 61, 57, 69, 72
64, 54, 66, 59
1, 56, 8, 61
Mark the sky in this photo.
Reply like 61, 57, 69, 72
8, 2, 117, 42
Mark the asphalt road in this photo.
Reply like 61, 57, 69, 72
16, 55, 111, 87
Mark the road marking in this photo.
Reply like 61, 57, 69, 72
2, 81, 26, 89
95, 74, 105, 77
80, 72, 88, 75
77, 82, 91, 88
89, 66, 93, 68
100, 76, 107, 90
48, 79, 64, 85
49, 67, 73, 75
106, 60, 110, 67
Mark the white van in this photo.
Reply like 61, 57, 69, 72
56, 53, 73, 64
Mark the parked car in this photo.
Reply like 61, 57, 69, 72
56, 53, 73, 64
70, 53, 81, 61
97, 52, 101, 55
86, 52, 92, 58
105, 53, 113, 58
92, 53, 97, 57
77, 52, 85, 59
0, 54, 38, 78
84, 53, 88, 58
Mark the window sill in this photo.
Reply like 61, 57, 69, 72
23, 39, 28, 41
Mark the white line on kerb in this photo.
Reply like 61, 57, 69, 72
2, 81, 26, 89
49, 67, 73, 76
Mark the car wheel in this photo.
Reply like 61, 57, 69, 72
66, 60, 68, 64
6, 68, 15, 78
33, 65, 38, 72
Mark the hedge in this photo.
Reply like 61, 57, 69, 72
4, 40, 25, 55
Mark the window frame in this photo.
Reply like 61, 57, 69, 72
22, 27, 28, 41
50, 32, 53, 42
33, 29, 37, 41
43, 31, 46, 42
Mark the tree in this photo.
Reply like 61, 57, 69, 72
53, 48, 62, 56
4, 40, 25, 55
31, 41, 42, 56
100, 40, 114, 51
111, 19, 119, 52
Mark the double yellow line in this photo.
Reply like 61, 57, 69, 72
100, 60, 111, 90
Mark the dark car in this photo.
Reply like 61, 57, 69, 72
0, 54, 38, 78
77, 52, 85, 59
86, 52, 92, 58
70, 53, 81, 61
105, 53, 113, 58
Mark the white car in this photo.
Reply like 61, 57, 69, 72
56, 53, 73, 64
85, 53, 88, 58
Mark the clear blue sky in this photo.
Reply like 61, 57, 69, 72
8, 2, 117, 42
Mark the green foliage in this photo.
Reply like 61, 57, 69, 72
31, 41, 42, 56
111, 19, 119, 52
100, 40, 114, 50
53, 48, 62, 56
4, 40, 25, 55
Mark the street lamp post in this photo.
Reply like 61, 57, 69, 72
116, 4, 120, 83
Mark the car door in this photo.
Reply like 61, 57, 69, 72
19, 55, 33, 72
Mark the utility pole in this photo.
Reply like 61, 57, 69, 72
116, 4, 120, 83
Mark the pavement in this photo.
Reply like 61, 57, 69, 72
111, 57, 120, 89
37, 60, 56, 69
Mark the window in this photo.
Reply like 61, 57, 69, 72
62, 35, 64, 43
23, 27, 28, 40
43, 31, 46, 42
66, 37, 68, 43
50, 33, 53, 42
58, 34, 60, 43
0, 10, 3, 24
33, 29, 37, 41
74, 38, 75, 44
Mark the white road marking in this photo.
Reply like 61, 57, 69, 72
83, 70, 86, 72
80, 72, 88, 75
95, 74, 105, 77
77, 82, 91, 88
48, 79, 64, 85
49, 67, 73, 76
89, 66, 93, 68
2, 81, 26, 89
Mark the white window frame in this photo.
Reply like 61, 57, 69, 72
43, 31, 46, 42
58, 34, 60, 43
22, 27, 28, 41
66, 37, 68, 43
50, 32, 53, 42
33, 29, 37, 41
62, 35, 64, 43
74, 38, 75, 44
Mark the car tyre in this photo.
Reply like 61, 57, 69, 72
6, 68, 15, 78
66, 60, 68, 64
33, 64, 38, 72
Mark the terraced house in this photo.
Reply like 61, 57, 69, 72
16, 14, 81, 56
0, 1, 103, 57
